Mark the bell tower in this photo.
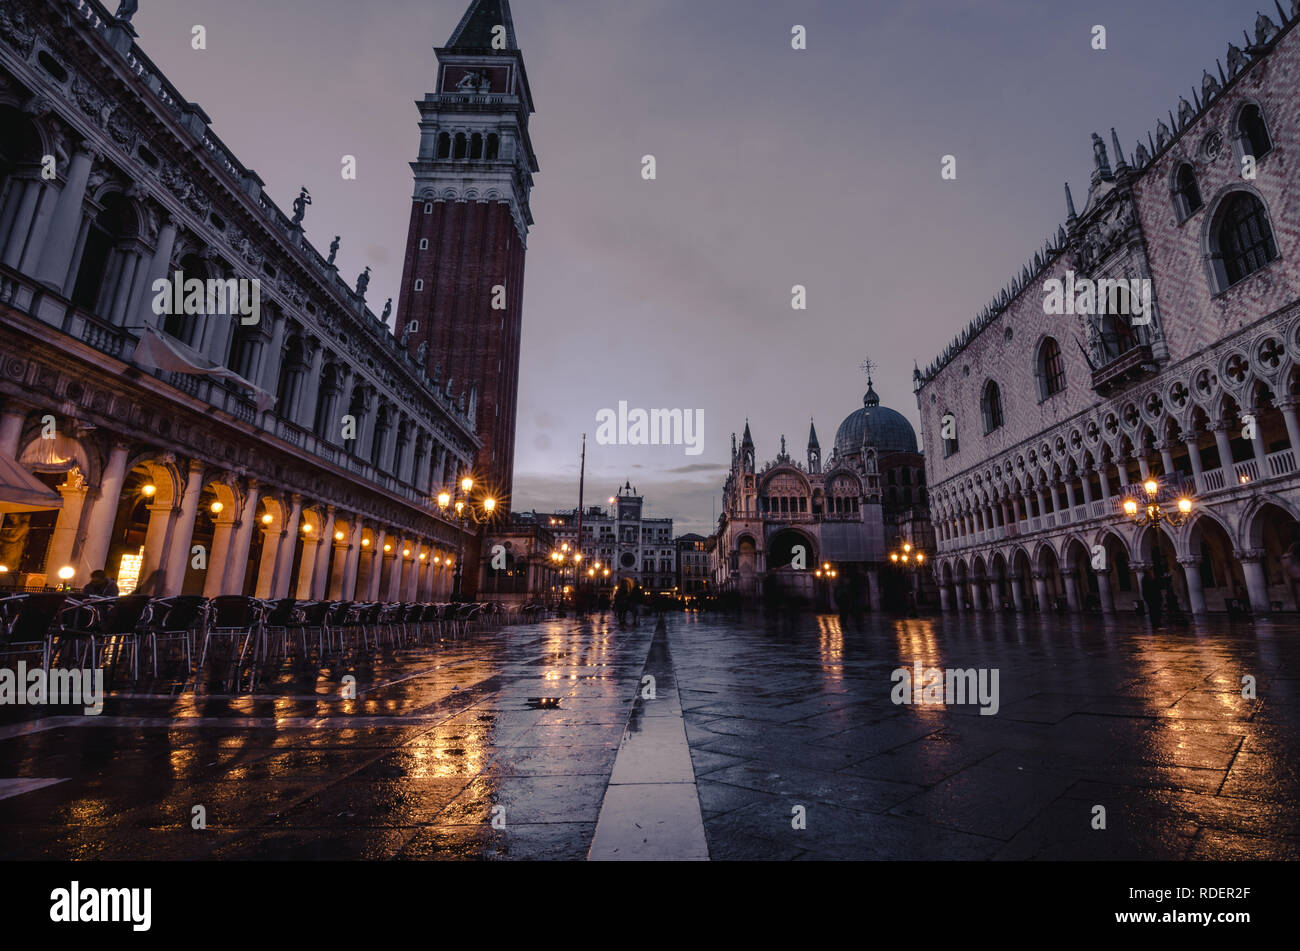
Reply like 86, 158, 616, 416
395, 0, 538, 513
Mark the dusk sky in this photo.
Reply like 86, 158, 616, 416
129, 0, 1258, 534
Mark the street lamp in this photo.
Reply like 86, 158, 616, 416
889, 540, 926, 615
436, 473, 498, 599
1122, 477, 1193, 528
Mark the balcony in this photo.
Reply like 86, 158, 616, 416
1090, 344, 1155, 396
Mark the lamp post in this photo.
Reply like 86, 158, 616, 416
1121, 477, 1193, 528
889, 540, 926, 615
813, 561, 838, 610
435, 474, 496, 600
550, 542, 584, 610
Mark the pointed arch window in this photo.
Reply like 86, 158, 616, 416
1237, 104, 1272, 161
1172, 163, 1202, 220
981, 380, 1004, 434
941, 410, 959, 457
1037, 337, 1066, 399
1211, 191, 1278, 289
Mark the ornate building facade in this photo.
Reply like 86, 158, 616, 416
712, 382, 932, 609
917, 6, 1300, 616
0, 0, 483, 601
520, 484, 677, 593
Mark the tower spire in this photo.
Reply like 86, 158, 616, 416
446, 0, 517, 49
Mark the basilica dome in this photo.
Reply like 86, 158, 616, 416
833, 383, 918, 457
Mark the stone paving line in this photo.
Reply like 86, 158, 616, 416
588, 619, 709, 860
0, 611, 1297, 859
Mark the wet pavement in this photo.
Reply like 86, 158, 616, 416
0, 609, 1297, 860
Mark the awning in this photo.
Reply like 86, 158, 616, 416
0, 453, 62, 514
133, 323, 276, 412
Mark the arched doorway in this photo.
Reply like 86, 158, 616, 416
1245, 499, 1300, 611
1184, 513, 1240, 612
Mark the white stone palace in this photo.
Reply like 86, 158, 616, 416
916, 6, 1300, 616
0, 0, 481, 600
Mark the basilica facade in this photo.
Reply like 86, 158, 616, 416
713, 382, 933, 609
0, 0, 491, 601
916, 6, 1300, 616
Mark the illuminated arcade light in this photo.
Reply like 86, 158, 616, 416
141, 484, 156, 497
335, 530, 345, 541
57, 566, 75, 581
209, 501, 223, 514
261, 513, 273, 524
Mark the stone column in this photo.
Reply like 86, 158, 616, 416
295, 523, 322, 599
253, 505, 282, 599
1181, 432, 1204, 480
42, 473, 90, 584
1236, 549, 1271, 614
984, 578, 998, 610
1278, 400, 1300, 456
406, 544, 424, 601
105, 245, 145, 326
298, 341, 326, 430
259, 311, 287, 398
222, 480, 261, 596
1032, 572, 1050, 612
0, 400, 34, 459
1213, 423, 1235, 474
1095, 569, 1116, 614
937, 582, 953, 612
1178, 555, 1207, 616
367, 530, 389, 601
969, 579, 983, 611
270, 494, 304, 599
135, 215, 179, 329
1098, 466, 1112, 501
1137, 455, 1150, 479
202, 506, 238, 598
341, 520, 364, 600
31, 142, 96, 287
161, 461, 205, 596
1080, 474, 1094, 505
1248, 410, 1270, 476
1, 177, 45, 270
1010, 575, 1026, 612
1061, 569, 1081, 612
310, 506, 337, 598
1159, 444, 1177, 478
387, 536, 408, 602
75, 440, 131, 585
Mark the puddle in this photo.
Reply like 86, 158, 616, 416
526, 698, 562, 709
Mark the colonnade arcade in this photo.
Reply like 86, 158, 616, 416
936, 494, 1300, 616
0, 403, 465, 602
